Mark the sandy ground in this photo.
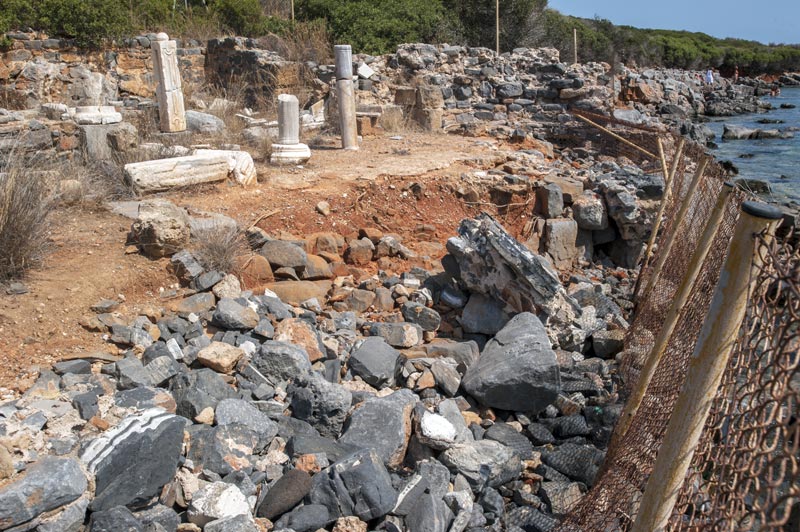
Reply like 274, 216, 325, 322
0, 133, 536, 391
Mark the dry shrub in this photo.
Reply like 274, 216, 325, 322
190, 222, 248, 274
179, 10, 226, 42
0, 150, 54, 281
282, 20, 332, 64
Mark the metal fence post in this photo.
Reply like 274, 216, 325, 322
610, 182, 733, 449
640, 154, 708, 301
630, 200, 783, 532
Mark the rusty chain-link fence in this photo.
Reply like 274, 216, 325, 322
553, 111, 799, 531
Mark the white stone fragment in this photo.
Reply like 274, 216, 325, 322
420, 412, 457, 443
357, 63, 375, 80
187, 481, 250, 527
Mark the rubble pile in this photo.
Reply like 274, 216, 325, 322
0, 211, 633, 531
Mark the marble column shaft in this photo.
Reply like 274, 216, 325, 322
151, 34, 187, 133
334, 44, 359, 150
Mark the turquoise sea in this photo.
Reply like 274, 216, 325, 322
706, 86, 800, 203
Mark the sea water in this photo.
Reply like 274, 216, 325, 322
706, 86, 800, 203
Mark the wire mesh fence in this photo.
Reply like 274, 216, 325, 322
553, 110, 799, 531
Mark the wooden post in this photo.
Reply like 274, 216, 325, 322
290, 0, 295, 21
573, 28, 578, 64
610, 182, 734, 450
573, 114, 657, 159
640, 155, 709, 301
496, 0, 500, 55
634, 137, 684, 298
642, 139, 681, 263
631, 200, 783, 532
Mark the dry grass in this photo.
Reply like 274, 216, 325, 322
282, 20, 332, 64
0, 149, 54, 281
379, 108, 419, 134
190, 222, 249, 274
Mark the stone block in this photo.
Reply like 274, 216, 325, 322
544, 218, 579, 268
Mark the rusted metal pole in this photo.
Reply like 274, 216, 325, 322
631, 200, 783, 532
610, 182, 734, 449
640, 154, 709, 301
573, 114, 657, 159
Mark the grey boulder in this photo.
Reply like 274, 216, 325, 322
289, 373, 353, 438
82, 408, 185, 511
0, 456, 87, 530
186, 110, 225, 134
338, 389, 417, 468
348, 337, 401, 389
170, 368, 237, 420
440, 440, 522, 492
212, 298, 259, 330
215, 398, 279, 445
460, 293, 509, 335
462, 312, 560, 413
307, 448, 398, 521
251, 340, 312, 383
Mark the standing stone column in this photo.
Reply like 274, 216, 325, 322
151, 33, 186, 133
334, 45, 359, 150
271, 94, 311, 165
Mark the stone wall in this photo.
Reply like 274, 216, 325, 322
0, 32, 206, 110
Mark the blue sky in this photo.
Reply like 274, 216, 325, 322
547, 0, 799, 45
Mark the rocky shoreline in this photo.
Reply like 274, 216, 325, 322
0, 39, 796, 532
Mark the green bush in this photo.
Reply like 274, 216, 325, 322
0, 0, 798, 74
301, 0, 448, 54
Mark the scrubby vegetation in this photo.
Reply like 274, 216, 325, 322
0, 150, 53, 282
1, 0, 799, 73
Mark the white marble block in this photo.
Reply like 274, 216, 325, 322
151, 33, 187, 133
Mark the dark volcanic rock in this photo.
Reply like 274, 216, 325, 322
215, 398, 279, 445
0, 456, 87, 530
289, 373, 353, 438
401, 301, 441, 331
338, 389, 417, 468
446, 214, 577, 319
82, 408, 185, 511
212, 298, 259, 330
251, 340, 312, 383
440, 440, 522, 492
274, 504, 331, 532
170, 368, 237, 420
462, 312, 560, 413
348, 337, 401, 388
186, 424, 260, 476
256, 468, 313, 520
88, 506, 143, 532
307, 448, 398, 521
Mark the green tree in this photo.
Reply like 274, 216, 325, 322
300, 0, 448, 54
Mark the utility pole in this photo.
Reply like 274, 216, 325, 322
496, 0, 500, 55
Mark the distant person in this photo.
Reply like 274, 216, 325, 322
733, 65, 739, 83
705, 68, 714, 85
